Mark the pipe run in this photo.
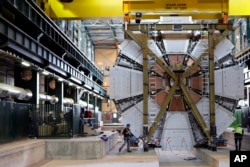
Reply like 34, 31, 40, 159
39, 94, 59, 104
0, 82, 32, 100
63, 97, 74, 105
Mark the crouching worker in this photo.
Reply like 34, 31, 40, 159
119, 123, 132, 152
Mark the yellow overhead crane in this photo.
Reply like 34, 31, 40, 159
40, 0, 250, 20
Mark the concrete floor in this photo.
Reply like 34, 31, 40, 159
31, 142, 222, 167
0, 136, 234, 167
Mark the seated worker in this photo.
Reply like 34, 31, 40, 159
47, 111, 58, 135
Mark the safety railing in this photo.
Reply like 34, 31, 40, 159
0, 101, 31, 143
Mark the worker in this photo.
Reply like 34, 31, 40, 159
47, 111, 58, 135
233, 124, 244, 151
124, 13, 130, 24
79, 112, 84, 136
119, 123, 132, 152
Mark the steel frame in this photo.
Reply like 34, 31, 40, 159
124, 22, 232, 145
2, 0, 104, 82
0, 16, 106, 96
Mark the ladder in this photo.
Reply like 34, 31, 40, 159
149, 57, 157, 98
200, 55, 209, 97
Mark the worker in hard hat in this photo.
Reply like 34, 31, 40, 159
119, 123, 132, 152
233, 124, 244, 151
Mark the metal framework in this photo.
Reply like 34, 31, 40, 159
0, 0, 106, 96
124, 22, 232, 146
43, 0, 250, 19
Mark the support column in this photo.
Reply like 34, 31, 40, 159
87, 92, 90, 110
247, 19, 250, 45
208, 28, 216, 151
93, 94, 97, 128
55, 81, 64, 112
142, 33, 149, 139
35, 72, 40, 107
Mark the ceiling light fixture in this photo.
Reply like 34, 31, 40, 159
58, 78, 64, 82
21, 61, 31, 67
42, 70, 49, 75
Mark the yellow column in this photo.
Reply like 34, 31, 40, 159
208, 28, 216, 151
142, 33, 149, 137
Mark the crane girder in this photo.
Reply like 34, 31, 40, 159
40, 0, 250, 19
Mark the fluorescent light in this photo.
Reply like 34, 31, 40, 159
58, 78, 63, 81
84, 84, 92, 90
21, 61, 30, 67
42, 70, 49, 75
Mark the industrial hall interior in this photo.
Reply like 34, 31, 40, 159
1, 0, 250, 167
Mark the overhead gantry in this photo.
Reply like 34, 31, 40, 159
40, 0, 250, 19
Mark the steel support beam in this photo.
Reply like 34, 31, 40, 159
3, 0, 104, 82
142, 33, 149, 137
0, 16, 106, 96
126, 24, 232, 32
148, 81, 178, 138
181, 51, 208, 79
180, 82, 210, 139
208, 29, 216, 150
148, 52, 177, 81
125, 30, 177, 81
125, 29, 178, 139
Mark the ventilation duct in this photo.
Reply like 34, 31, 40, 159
0, 83, 32, 100
39, 94, 59, 104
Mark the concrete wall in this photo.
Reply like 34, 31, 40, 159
194, 148, 229, 167
0, 140, 45, 167
102, 132, 118, 154
45, 131, 118, 160
0, 131, 119, 167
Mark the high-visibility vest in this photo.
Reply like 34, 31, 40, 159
235, 127, 243, 135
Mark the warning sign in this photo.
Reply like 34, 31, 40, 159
165, 3, 187, 10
